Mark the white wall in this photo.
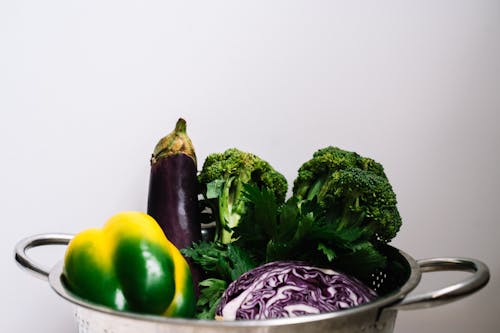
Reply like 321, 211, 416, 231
2, 1, 499, 332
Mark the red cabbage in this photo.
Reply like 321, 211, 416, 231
216, 261, 377, 320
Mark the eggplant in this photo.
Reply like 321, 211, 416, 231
147, 118, 201, 250
147, 119, 202, 298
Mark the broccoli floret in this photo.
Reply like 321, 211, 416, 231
293, 146, 387, 200
199, 148, 288, 244
320, 168, 402, 242
292, 147, 401, 243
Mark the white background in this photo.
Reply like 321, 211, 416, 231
1, 1, 499, 332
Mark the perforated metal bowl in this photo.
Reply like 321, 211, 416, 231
15, 233, 489, 333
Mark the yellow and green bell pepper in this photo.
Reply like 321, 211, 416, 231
63, 211, 196, 318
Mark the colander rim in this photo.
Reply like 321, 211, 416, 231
48, 245, 421, 328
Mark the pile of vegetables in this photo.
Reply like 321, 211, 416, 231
63, 118, 402, 320
183, 144, 402, 319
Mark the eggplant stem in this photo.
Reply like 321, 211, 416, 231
151, 118, 196, 164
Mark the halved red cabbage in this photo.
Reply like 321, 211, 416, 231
216, 261, 377, 320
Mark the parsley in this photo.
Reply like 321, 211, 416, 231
233, 184, 387, 281
181, 241, 255, 318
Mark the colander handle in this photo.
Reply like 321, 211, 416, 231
390, 257, 490, 311
14, 233, 74, 281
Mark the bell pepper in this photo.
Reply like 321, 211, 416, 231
63, 211, 196, 318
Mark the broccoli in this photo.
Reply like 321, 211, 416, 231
320, 167, 402, 242
198, 148, 288, 244
292, 146, 401, 243
293, 146, 387, 200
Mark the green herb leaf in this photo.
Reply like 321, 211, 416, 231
227, 244, 257, 281
196, 278, 227, 319
241, 184, 278, 238
233, 184, 280, 262
182, 241, 255, 283
333, 242, 387, 280
276, 197, 300, 241
317, 242, 336, 262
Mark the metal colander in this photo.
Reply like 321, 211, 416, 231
15, 233, 489, 333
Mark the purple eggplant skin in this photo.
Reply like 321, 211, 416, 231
147, 153, 201, 250
147, 118, 202, 295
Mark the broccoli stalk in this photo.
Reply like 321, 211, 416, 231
198, 148, 288, 244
